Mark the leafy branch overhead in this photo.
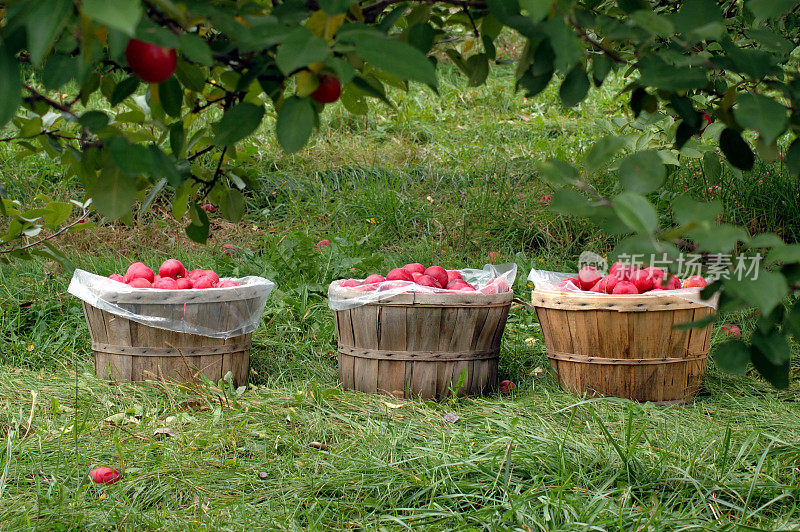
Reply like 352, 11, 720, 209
1, 0, 800, 385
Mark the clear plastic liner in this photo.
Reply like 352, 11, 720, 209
68, 269, 275, 338
328, 263, 517, 310
527, 268, 718, 308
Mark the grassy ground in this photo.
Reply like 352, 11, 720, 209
2, 57, 800, 530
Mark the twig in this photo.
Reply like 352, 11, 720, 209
0, 210, 91, 254
24, 85, 78, 119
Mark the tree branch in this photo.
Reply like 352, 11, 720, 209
0, 209, 91, 255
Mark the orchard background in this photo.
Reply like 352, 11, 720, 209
1, 0, 800, 528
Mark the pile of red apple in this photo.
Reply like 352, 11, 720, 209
338, 263, 510, 294
559, 262, 707, 295
108, 260, 239, 290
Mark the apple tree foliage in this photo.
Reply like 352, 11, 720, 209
0, 0, 799, 385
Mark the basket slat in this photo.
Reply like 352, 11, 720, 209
334, 291, 512, 400
533, 289, 714, 402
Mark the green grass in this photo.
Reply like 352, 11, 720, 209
2, 57, 800, 530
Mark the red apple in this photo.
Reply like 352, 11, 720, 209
188, 269, 205, 279
364, 274, 386, 284
316, 239, 331, 248
458, 285, 477, 292
125, 39, 177, 83
589, 282, 603, 292
88, 466, 120, 485
630, 270, 654, 293
424, 266, 448, 288
127, 278, 152, 289
386, 268, 414, 282
488, 251, 501, 262
720, 324, 741, 338
124, 262, 154, 283
578, 266, 602, 290
683, 275, 707, 288
310, 72, 342, 104
557, 277, 580, 289
204, 271, 220, 284
176, 278, 193, 289
402, 263, 426, 275
595, 274, 619, 294
340, 279, 362, 288
416, 274, 442, 288
411, 272, 423, 281
153, 277, 179, 290
499, 380, 515, 392
480, 279, 509, 294
217, 280, 239, 288
612, 281, 638, 295
446, 270, 463, 283
192, 276, 215, 289
642, 266, 664, 283
159, 259, 186, 279
109, 274, 125, 283
201, 203, 216, 213
656, 275, 682, 290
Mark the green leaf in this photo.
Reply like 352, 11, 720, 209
276, 28, 329, 75
559, 64, 590, 107
220, 188, 245, 222
42, 202, 73, 227
749, 233, 784, 248
158, 77, 183, 118
713, 341, 750, 375
350, 34, 437, 88
719, 128, 754, 171
42, 53, 77, 90
466, 54, 489, 87
213, 103, 265, 147
110, 77, 140, 106
83, 0, 143, 36
549, 189, 594, 216
26, 0, 73, 65
537, 158, 578, 185
688, 223, 748, 253
542, 17, 582, 72
185, 207, 210, 243
618, 150, 665, 194
78, 111, 109, 133
746, 0, 796, 20
614, 192, 658, 234
0, 43, 22, 128
318, 0, 358, 14
630, 10, 674, 37
724, 271, 787, 316
92, 167, 137, 220
517, 66, 553, 98
174, 61, 206, 92
407, 23, 436, 54
592, 55, 614, 87
585, 136, 627, 170
787, 138, 800, 177
169, 122, 185, 157
702, 151, 722, 183
179, 33, 213, 66
766, 244, 800, 264
751, 330, 791, 365
733, 94, 788, 145
671, 0, 724, 39
276, 97, 315, 153
107, 137, 153, 175
637, 55, 708, 91
672, 195, 722, 226
750, 348, 789, 389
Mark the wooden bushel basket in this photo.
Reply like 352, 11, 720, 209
333, 289, 513, 400
532, 289, 715, 403
82, 286, 264, 386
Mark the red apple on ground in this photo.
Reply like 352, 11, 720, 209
109, 274, 125, 283
424, 266, 448, 288
201, 203, 216, 213
416, 274, 442, 288
386, 268, 414, 282
217, 280, 239, 288
683, 275, 707, 288
88, 466, 120, 485
720, 324, 741, 338
630, 270, 654, 293
488, 251, 501, 262
192, 276, 215, 289
340, 279, 362, 288
124, 262, 154, 283
402, 263, 426, 275
125, 39, 177, 83
316, 239, 331, 248
176, 278, 193, 289
364, 274, 385, 284
310, 72, 342, 104
159, 259, 186, 279
153, 277, 179, 290
578, 266, 602, 290
499, 380, 515, 392
127, 278, 152, 289
612, 281, 638, 295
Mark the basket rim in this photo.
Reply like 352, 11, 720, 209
331, 285, 513, 307
531, 288, 717, 311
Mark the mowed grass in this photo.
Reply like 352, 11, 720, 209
1, 56, 800, 530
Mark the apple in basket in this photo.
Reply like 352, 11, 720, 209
153, 277, 179, 290
683, 275, 708, 288
124, 262, 154, 283
612, 281, 638, 295
340, 279, 362, 288
424, 266, 448, 288
578, 266, 601, 290
159, 259, 186, 279
416, 275, 442, 288
364, 274, 385, 285
402, 263, 426, 275
386, 268, 414, 282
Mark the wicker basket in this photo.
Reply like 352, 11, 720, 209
333, 289, 513, 400
81, 286, 264, 386
531, 289, 715, 402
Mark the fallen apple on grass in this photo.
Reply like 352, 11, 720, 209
89, 466, 120, 485
720, 324, 741, 338
499, 380, 515, 392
